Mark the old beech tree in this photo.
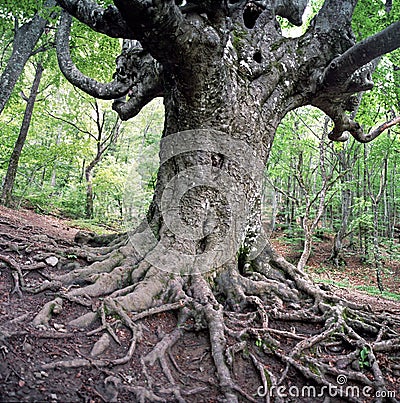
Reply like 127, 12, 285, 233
29, 0, 400, 401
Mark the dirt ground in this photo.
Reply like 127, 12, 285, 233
0, 205, 399, 402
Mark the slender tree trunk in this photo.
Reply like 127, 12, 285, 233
0, 0, 55, 115
1, 63, 44, 206
330, 143, 356, 266
296, 121, 332, 271
85, 166, 94, 219
331, 187, 351, 266
362, 144, 369, 259
370, 158, 387, 292
51, 128, 62, 187
388, 159, 397, 250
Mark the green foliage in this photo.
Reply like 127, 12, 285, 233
358, 346, 371, 369
55, 183, 87, 218
0, 26, 164, 223
69, 19, 121, 84
353, 0, 400, 40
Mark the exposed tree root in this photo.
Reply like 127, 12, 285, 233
4, 232, 399, 402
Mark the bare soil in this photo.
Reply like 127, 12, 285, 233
0, 205, 399, 402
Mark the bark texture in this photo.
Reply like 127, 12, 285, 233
1, 63, 44, 206
0, 0, 55, 115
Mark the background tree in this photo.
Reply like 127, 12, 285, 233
1, 62, 44, 206
0, 0, 56, 115
48, 98, 123, 219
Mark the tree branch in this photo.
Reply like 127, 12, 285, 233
112, 41, 163, 120
56, 11, 130, 100
112, 82, 163, 121
275, 0, 308, 26
326, 110, 400, 143
322, 21, 400, 88
354, 115, 400, 143
56, 0, 133, 38
113, 0, 202, 65
46, 110, 95, 139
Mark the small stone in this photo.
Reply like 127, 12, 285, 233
22, 342, 32, 355
336, 359, 348, 369
90, 333, 111, 357
327, 345, 343, 353
34, 372, 42, 379
53, 323, 66, 332
351, 360, 361, 371
50, 393, 58, 400
45, 256, 58, 267
33, 234, 49, 243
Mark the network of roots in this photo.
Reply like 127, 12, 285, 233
2, 230, 400, 403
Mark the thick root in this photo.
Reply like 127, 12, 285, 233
13, 237, 399, 403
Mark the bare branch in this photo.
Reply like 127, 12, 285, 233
322, 21, 400, 88
327, 111, 400, 144
56, 11, 130, 100
113, 82, 163, 121
353, 115, 400, 143
46, 110, 96, 140
56, 0, 133, 38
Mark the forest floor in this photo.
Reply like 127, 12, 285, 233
0, 205, 399, 403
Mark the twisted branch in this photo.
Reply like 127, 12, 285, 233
56, 11, 130, 100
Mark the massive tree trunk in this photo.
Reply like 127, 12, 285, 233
7, 1, 400, 401
137, 59, 275, 277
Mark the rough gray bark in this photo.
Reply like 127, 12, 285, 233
0, 0, 55, 115
1, 63, 44, 206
